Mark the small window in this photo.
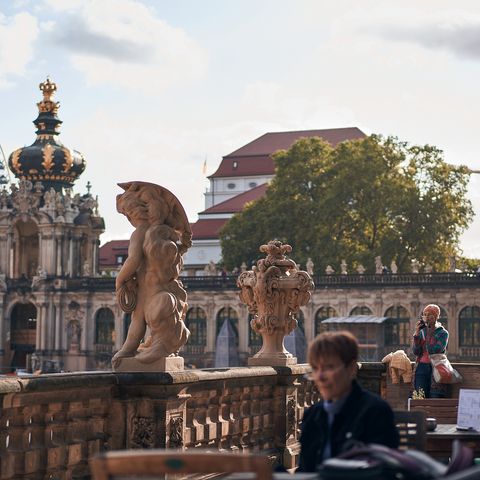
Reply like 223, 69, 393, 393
233, 161, 238, 169
249, 182, 257, 188
116, 255, 124, 264
227, 183, 236, 190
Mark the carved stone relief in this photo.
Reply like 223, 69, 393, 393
286, 397, 297, 439
169, 416, 184, 448
131, 417, 156, 449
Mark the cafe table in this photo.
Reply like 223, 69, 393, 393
426, 423, 480, 462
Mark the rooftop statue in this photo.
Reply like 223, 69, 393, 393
356, 263, 366, 274
306, 257, 314, 275
390, 260, 398, 274
112, 181, 192, 371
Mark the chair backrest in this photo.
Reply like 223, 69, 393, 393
90, 449, 273, 480
445, 440, 474, 475
409, 398, 458, 424
394, 410, 426, 451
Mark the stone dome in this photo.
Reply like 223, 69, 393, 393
8, 78, 86, 191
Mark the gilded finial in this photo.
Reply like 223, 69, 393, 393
39, 77, 57, 101
37, 77, 60, 114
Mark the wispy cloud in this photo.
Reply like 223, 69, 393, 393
376, 17, 480, 61
50, 16, 153, 63
0, 12, 39, 87
42, 0, 207, 92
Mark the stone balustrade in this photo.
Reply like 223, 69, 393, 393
1, 362, 479, 479
6, 271, 474, 294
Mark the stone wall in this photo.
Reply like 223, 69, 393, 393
0, 362, 477, 479
0, 365, 317, 479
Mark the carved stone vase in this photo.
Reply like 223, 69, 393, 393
237, 241, 314, 366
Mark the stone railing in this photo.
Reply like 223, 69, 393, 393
0, 364, 384, 479
2, 362, 478, 479
4, 272, 479, 294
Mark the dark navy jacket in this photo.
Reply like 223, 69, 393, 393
298, 380, 400, 472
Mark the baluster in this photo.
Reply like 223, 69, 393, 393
87, 397, 110, 456
239, 386, 252, 450
44, 402, 68, 480
23, 404, 47, 477
229, 386, 241, 449
206, 393, 220, 447
4, 407, 29, 477
218, 386, 232, 450
65, 401, 89, 479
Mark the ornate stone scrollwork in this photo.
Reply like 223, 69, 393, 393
286, 397, 297, 438
169, 416, 184, 448
237, 240, 314, 366
11, 180, 43, 216
131, 417, 156, 449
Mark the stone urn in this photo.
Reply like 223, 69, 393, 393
237, 240, 314, 366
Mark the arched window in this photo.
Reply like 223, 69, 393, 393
10, 303, 37, 335
216, 307, 239, 346
95, 308, 115, 345
13, 220, 39, 278
350, 306, 373, 316
185, 307, 207, 346
384, 306, 410, 347
294, 310, 305, 333
459, 306, 480, 347
315, 306, 337, 335
438, 306, 448, 330
10, 302, 37, 368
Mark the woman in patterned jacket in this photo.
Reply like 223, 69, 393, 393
412, 304, 449, 398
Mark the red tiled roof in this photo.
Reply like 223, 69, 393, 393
99, 240, 129, 268
201, 183, 267, 214
191, 218, 228, 239
210, 127, 366, 178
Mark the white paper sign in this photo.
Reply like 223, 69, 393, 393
457, 389, 480, 431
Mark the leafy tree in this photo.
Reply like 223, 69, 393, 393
220, 135, 473, 273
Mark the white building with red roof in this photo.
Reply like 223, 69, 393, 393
183, 127, 366, 273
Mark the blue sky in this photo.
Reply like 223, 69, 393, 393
1, 0, 479, 257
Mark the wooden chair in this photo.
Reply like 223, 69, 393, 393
90, 449, 273, 480
409, 398, 458, 424
394, 410, 426, 451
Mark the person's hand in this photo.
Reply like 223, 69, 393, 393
414, 320, 424, 336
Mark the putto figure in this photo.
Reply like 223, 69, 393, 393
112, 181, 192, 369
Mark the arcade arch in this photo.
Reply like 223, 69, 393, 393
185, 307, 207, 346
384, 305, 410, 347
94, 308, 115, 346
216, 307, 239, 345
314, 306, 337, 335
9, 302, 37, 369
13, 219, 39, 277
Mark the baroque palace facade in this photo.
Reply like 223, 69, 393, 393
182, 273, 480, 367
1, 80, 479, 373
0, 79, 112, 373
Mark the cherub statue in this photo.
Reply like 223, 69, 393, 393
390, 260, 398, 274
112, 181, 191, 368
325, 265, 335, 275
340, 259, 348, 275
